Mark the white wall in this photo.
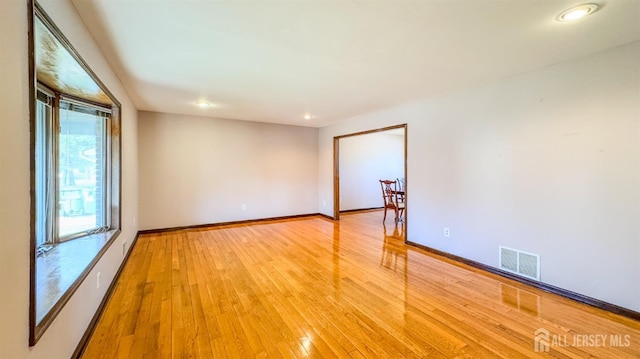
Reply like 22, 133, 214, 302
339, 132, 404, 211
319, 42, 640, 312
0, 0, 139, 357
138, 111, 318, 230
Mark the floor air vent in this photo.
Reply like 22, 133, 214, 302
499, 246, 540, 281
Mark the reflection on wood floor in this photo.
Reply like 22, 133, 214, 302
82, 210, 640, 358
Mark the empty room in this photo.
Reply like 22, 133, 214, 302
1, 0, 639, 358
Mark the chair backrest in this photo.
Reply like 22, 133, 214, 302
397, 177, 405, 192
379, 179, 399, 208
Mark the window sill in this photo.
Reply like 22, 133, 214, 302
36, 229, 119, 324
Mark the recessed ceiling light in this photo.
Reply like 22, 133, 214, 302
557, 4, 599, 22
195, 100, 211, 108
303, 113, 313, 120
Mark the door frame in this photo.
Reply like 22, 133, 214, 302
333, 124, 408, 239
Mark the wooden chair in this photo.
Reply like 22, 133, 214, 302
379, 179, 405, 223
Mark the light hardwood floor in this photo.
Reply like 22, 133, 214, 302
82, 211, 640, 358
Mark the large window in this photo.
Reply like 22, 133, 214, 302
30, 1, 121, 345
35, 92, 112, 246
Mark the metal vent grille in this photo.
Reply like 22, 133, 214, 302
500, 247, 518, 272
499, 246, 540, 281
518, 252, 540, 280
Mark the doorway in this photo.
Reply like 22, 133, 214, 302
333, 124, 407, 239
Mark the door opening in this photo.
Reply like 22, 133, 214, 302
333, 124, 407, 240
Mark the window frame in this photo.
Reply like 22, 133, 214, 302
36, 86, 113, 244
29, 1, 122, 345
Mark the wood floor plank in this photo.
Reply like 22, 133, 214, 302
82, 211, 640, 358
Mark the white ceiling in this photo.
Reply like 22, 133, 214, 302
70, 0, 640, 128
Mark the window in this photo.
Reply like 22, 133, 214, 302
35, 91, 112, 246
30, 2, 122, 345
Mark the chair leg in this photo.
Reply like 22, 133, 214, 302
383, 207, 387, 222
